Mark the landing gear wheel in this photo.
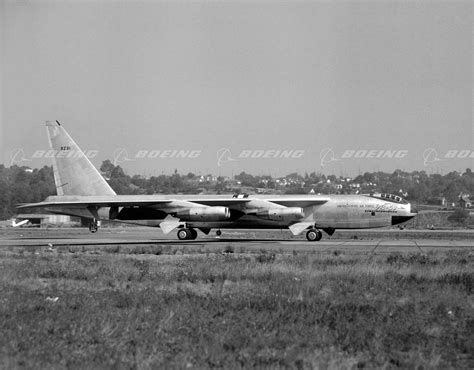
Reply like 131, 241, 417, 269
306, 229, 322, 242
177, 228, 198, 240
216, 230, 222, 237
177, 229, 189, 240
88, 221, 99, 233
189, 228, 198, 240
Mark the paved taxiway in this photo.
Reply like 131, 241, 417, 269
1, 227, 473, 253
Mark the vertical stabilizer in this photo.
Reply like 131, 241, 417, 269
46, 121, 116, 196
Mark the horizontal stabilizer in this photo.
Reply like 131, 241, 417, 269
289, 222, 314, 236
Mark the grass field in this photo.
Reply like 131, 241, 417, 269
0, 246, 472, 369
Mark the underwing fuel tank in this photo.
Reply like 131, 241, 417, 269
256, 207, 305, 221
176, 207, 231, 221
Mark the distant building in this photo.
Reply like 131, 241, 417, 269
458, 193, 472, 208
427, 197, 447, 207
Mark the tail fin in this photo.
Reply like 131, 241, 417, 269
46, 121, 116, 196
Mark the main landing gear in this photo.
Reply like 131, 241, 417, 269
177, 228, 198, 240
88, 219, 101, 233
306, 228, 322, 242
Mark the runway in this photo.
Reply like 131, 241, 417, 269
1, 227, 473, 253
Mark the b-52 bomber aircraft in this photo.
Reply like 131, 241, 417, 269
17, 121, 416, 241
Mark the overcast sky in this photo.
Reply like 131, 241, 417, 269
1, 0, 472, 177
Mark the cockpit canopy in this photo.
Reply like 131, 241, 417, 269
370, 193, 408, 204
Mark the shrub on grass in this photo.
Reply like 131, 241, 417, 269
133, 260, 150, 281
437, 272, 473, 293
256, 252, 276, 264
386, 253, 438, 266
224, 245, 234, 254
106, 245, 120, 254
152, 245, 163, 255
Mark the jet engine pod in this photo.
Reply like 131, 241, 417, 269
176, 206, 231, 221
257, 207, 304, 221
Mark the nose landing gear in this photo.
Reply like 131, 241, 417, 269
306, 228, 322, 242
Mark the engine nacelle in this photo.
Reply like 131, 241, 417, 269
176, 207, 231, 221
257, 207, 305, 221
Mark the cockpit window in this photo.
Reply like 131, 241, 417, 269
232, 193, 249, 199
371, 193, 408, 204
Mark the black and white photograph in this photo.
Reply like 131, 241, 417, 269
0, 0, 472, 368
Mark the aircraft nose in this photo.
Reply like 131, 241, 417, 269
392, 203, 417, 226
392, 214, 416, 225
409, 203, 418, 214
